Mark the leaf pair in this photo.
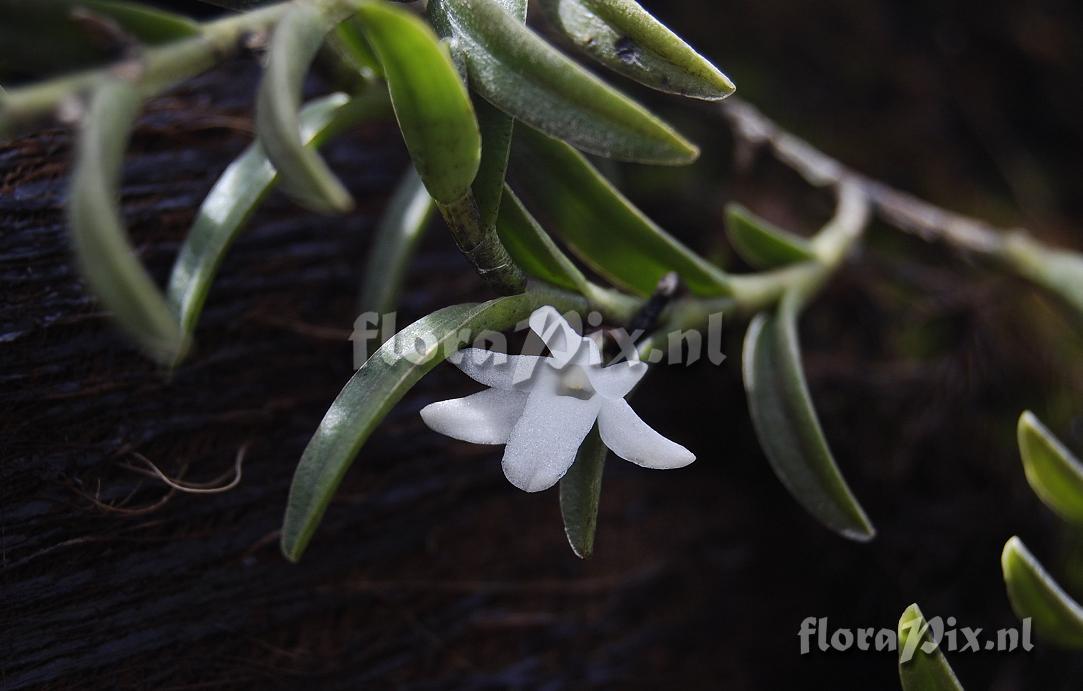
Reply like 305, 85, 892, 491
999, 412, 1083, 648
257, 1, 480, 210
428, 0, 701, 164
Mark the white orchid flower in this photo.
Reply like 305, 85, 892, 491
420, 306, 695, 492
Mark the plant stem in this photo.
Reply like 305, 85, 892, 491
438, 192, 527, 294
0, 4, 290, 138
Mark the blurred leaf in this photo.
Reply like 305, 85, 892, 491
168, 92, 388, 346
68, 79, 186, 364
256, 3, 353, 213
496, 186, 587, 293
511, 126, 729, 296
358, 167, 435, 317
1002, 536, 1083, 648
742, 289, 875, 541
537, 0, 734, 100
357, 1, 480, 204
1001, 233, 1083, 322
428, 0, 698, 164
282, 295, 548, 561
560, 424, 607, 558
725, 203, 816, 269
897, 604, 965, 691
1018, 411, 1083, 525
0, 0, 198, 77
330, 17, 383, 80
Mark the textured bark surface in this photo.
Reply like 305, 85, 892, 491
3, 57, 1083, 691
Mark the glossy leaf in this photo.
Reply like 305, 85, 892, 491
560, 424, 607, 558
358, 167, 435, 317
357, 1, 480, 204
725, 203, 816, 269
168, 92, 387, 345
1018, 411, 1083, 524
742, 290, 875, 541
496, 186, 587, 293
256, 3, 353, 213
282, 295, 549, 561
898, 604, 965, 691
428, 0, 698, 164
68, 79, 186, 364
537, 0, 734, 100
511, 126, 729, 296
330, 17, 383, 80
1002, 536, 1083, 648
0, 0, 198, 77
467, 0, 526, 229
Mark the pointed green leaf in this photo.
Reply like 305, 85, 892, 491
428, 0, 698, 164
560, 424, 607, 558
68, 79, 187, 364
1002, 536, 1083, 648
741, 290, 875, 541
465, 0, 526, 229
537, 0, 734, 100
168, 92, 388, 347
725, 203, 817, 269
1018, 411, 1083, 525
898, 604, 966, 691
511, 126, 729, 296
0, 0, 198, 77
496, 186, 587, 293
358, 167, 435, 317
282, 294, 567, 561
256, 3, 353, 214
357, 1, 480, 204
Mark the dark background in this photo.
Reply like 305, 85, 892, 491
3, 0, 1083, 688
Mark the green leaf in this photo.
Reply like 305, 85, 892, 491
357, 1, 480, 204
282, 294, 552, 562
559, 424, 607, 558
898, 604, 965, 691
725, 203, 816, 269
168, 92, 387, 347
537, 0, 734, 100
358, 167, 435, 317
0, 0, 198, 77
1002, 536, 1083, 648
68, 79, 186, 364
330, 17, 384, 80
496, 186, 588, 293
256, 3, 353, 214
741, 290, 875, 541
428, 0, 698, 164
465, 0, 526, 230
511, 126, 729, 296
1018, 411, 1083, 525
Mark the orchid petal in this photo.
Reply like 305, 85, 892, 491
597, 399, 695, 469
420, 388, 528, 444
588, 361, 648, 399
528, 306, 599, 367
449, 348, 544, 390
502, 370, 602, 491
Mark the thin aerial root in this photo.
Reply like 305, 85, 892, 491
122, 444, 248, 495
